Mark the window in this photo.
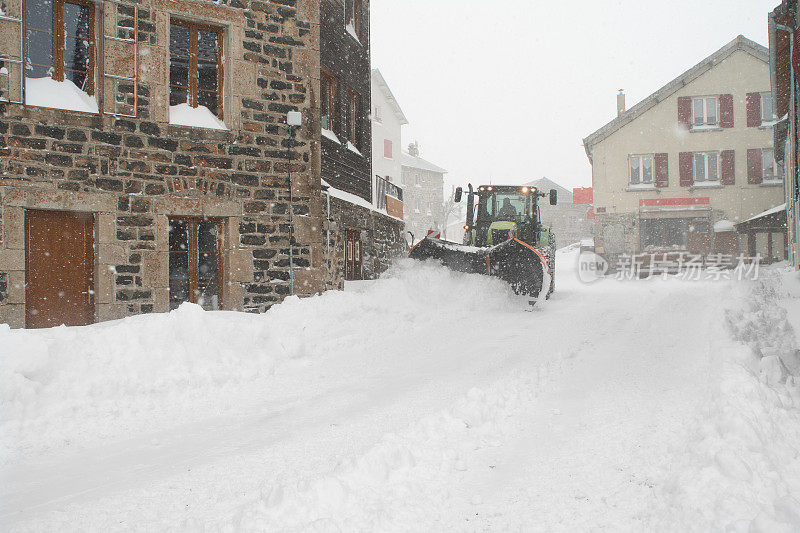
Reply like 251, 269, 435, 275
169, 20, 224, 121
321, 68, 337, 131
762, 148, 779, 181
169, 218, 222, 311
25, 0, 97, 111
348, 87, 360, 147
629, 154, 654, 184
345, 0, 362, 38
693, 152, 719, 182
692, 96, 718, 126
384, 138, 393, 159
374, 105, 382, 123
640, 218, 688, 250
761, 92, 775, 122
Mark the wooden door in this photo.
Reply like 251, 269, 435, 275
25, 209, 95, 328
344, 228, 363, 280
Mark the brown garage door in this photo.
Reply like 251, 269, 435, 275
25, 209, 95, 328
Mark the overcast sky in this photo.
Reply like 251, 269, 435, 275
370, 0, 778, 194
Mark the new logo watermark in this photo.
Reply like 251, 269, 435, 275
577, 251, 609, 283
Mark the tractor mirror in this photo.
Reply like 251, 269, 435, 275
454, 187, 463, 203
549, 189, 558, 205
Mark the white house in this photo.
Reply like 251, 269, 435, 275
371, 69, 408, 217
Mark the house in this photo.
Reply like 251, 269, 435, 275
370, 68, 406, 220
768, 0, 799, 268
401, 142, 447, 241
523, 177, 594, 247
0, 0, 326, 328
583, 36, 786, 267
319, 0, 405, 284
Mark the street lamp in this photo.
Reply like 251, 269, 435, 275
286, 111, 302, 296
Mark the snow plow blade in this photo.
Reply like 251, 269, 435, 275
408, 237, 550, 299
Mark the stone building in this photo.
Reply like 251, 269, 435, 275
524, 177, 594, 247
401, 142, 446, 241
318, 0, 405, 284
0, 0, 326, 328
583, 36, 785, 266
769, 1, 800, 269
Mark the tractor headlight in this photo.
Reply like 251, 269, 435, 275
521, 186, 529, 193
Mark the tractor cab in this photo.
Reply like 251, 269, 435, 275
456, 184, 557, 248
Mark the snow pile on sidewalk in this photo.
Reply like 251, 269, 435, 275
653, 271, 800, 532
0, 261, 523, 461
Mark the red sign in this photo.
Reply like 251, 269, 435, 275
586, 207, 595, 219
573, 187, 593, 205
639, 197, 710, 207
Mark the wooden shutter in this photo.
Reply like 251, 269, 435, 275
677, 97, 692, 129
747, 148, 762, 184
0, 0, 23, 104
679, 152, 693, 186
720, 150, 735, 185
654, 153, 669, 188
746, 92, 761, 127
101, 0, 138, 117
719, 94, 734, 128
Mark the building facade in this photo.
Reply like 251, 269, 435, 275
769, 0, 800, 269
401, 143, 446, 241
0, 0, 328, 329
370, 68, 406, 190
524, 177, 594, 247
319, 0, 404, 284
583, 36, 785, 266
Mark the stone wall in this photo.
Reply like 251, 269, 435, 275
0, 0, 326, 328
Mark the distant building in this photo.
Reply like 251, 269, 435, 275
583, 36, 785, 265
524, 178, 594, 247
401, 143, 447, 240
768, 1, 799, 268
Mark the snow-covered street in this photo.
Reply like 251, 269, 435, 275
2, 248, 800, 531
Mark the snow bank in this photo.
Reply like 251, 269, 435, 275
0, 262, 524, 461
25, 77, 99, 113
169, 103, 227, 130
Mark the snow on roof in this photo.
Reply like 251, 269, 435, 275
371, 69, 409, 125
524, 177, 573, 202
713, 220, 735, 232
744, 203, 787, 223
321, 179, 403, 223
401, 152, 447, 174
582, 35, 768, 158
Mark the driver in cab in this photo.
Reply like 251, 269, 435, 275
498, 198, 517, 220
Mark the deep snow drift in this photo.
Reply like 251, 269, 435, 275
2, 249, 800, 531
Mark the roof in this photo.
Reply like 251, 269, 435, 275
371, 69, 409, 125
401, 151, 448, 174
735, 203, 787, 231
582, 35, 769, 160
523, 177, 573, 203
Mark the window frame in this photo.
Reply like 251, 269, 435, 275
628, 154, 654, 185
169, 18, 225, 121
693, 151, 720, 182
168, 216, 224, 311
347, 87, 360, 147
762, 148, 779, 181
321, 67, 337, 132
23, 0, 97, 107
760, 92, 776, 123
691, 96, 719, 127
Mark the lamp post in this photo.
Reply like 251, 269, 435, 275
286, 111, 302, 296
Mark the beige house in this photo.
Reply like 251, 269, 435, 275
583, 36, 785, 265
401, 142, 447, 240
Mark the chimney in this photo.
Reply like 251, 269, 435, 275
408, 141, 419, 157
617, 89, 626, 117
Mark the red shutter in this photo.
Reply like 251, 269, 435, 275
720, 150, 735, 185
747, 148, 762, 184
719, 94, 734, 128
679, 152, 693, 186
746, 92, 761, 127
654, 153, 669, 188
384, 139, 393, 158
677, 97, 692, 130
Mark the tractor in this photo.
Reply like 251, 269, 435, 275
409, 184, 557, 301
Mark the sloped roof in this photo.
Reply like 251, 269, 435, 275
371, 69, 409, 125
523, 177, 573, 203
583, 35, 769, 160
401, 151, 448, 174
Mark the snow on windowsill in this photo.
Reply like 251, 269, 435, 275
345, 22, 360, 43
25, 77, 99, 114
346, 141, 363, 156
690, 181, 722, 189
626, 183, 656, 191
322, 128, 341, 144
690, 124, 722, 132
169, 103, 227, 130
760, 178, 783, 186
321, 179, 402, 222
759, 114, 786, 128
